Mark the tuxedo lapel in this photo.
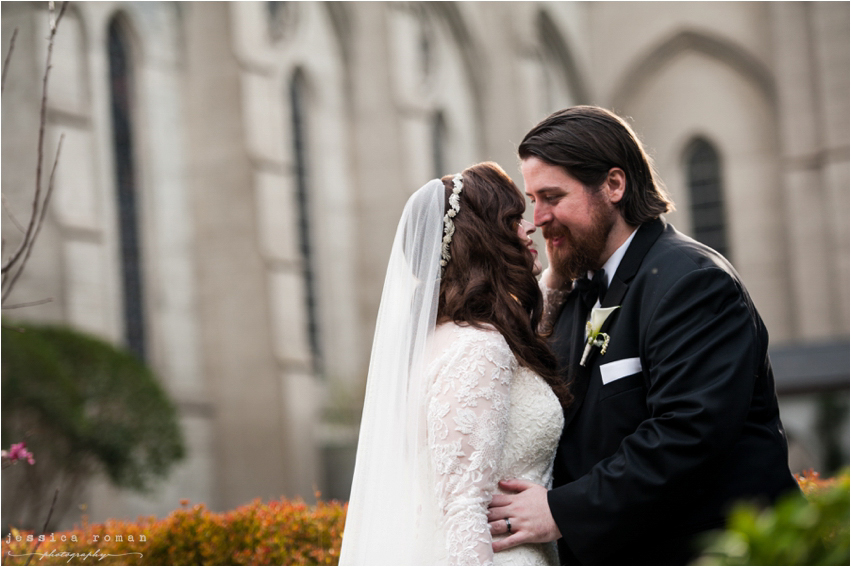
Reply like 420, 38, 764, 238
561, 218, 666, 428
560, 293, 592, 426
603, 218, 666, 308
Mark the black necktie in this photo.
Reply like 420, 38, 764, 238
573, 268, 608, 313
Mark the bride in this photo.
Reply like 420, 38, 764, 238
339, 162, 570, 565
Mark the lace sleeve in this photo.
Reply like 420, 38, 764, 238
426, 328, 516, 565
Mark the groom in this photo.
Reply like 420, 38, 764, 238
487, 106, 799, 564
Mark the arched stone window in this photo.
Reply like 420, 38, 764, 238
534, 10, 585, 113
289, 68, 322, 372
685, 138, 729, 258
387, 4, 477, 183
107, 16, 146, 360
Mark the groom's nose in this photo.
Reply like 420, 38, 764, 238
533, 202, 551, 227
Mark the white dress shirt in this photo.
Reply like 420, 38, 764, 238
590, 228, 638, 309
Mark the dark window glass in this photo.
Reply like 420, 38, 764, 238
108, 18, 146, 360
432, 110, 447, 179
419, 21, 432, 80
267, 2, 296, 42
290, 70, 322, 373
686, 138, 729, 258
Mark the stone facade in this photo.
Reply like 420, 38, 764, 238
2, 1, 847, 527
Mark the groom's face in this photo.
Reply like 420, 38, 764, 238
522, 157, 615, 281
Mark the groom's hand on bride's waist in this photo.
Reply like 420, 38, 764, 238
487, 479, 562, 552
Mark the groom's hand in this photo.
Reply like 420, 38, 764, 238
487, 479, 561, 552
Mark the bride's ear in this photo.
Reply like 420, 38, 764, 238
603, 168, 626, 204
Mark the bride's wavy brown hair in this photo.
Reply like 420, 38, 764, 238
438, 162, 571, 407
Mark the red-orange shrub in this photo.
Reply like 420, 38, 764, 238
795, 468, 840, 497
2, 496, 346, 566
2, 471, 841, 565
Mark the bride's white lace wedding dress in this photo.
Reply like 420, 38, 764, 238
425, 322, 564, 566
338, 180, 564, 566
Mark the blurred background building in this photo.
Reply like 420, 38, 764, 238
2, 1, 848, 529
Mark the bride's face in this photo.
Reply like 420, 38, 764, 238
515, 218, 543, 276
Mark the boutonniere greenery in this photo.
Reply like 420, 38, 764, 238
580, 306, 620, 366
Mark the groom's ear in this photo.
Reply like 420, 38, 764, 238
603, 168, 627, 205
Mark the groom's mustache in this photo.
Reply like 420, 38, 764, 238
542, 225, 568, 241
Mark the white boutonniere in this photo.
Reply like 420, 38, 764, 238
580, 306, 620, 366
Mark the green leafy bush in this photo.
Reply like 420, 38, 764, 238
2, 322, 185, 530
695, 469, 850, 565
2, 323, 184, 490
1, 497, 346, 565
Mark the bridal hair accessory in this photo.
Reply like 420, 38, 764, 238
580, 306, 620, 366
440, 173, 464, 273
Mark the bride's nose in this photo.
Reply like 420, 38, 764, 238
521, 219, 536, 236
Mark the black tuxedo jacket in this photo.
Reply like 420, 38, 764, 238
547, 218, 799, 565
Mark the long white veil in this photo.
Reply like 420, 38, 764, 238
339, 179, 447, 565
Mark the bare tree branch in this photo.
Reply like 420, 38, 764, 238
24, 487, 60, 566
2, 134, 63, 303
2, 27, 19, 95
2, 298, 54, 310
52, 1, 69, 34
3, 194, 28, 234
1, 25, 54, 275
1, 2, 68, 299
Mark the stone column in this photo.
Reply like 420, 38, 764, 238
770, 2, 843, 340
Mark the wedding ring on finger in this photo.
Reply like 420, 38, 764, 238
505, 518, 512, 534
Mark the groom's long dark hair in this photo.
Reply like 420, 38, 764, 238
519, 105, 674, 225
438, 162, 571, 407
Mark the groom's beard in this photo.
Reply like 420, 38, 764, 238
544, 199, 614, 282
